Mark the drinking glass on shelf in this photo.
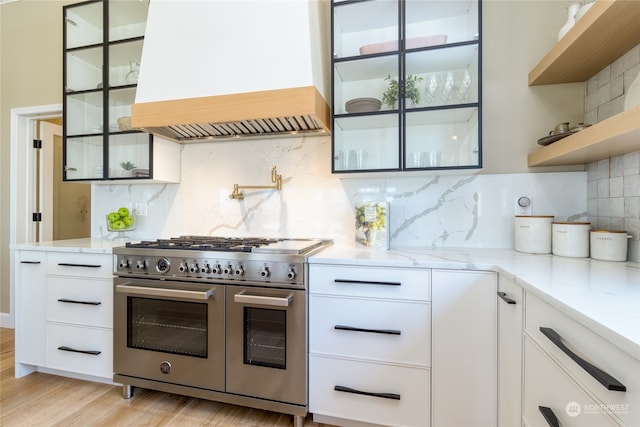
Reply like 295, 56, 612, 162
441, 71, 455, 104
456, 69, 472, 103
424, 73, 441, 106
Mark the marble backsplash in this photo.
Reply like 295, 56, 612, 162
92, 135, 587, 249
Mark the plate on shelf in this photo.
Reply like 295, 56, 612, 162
345, 98, 382, 113
359, 34, 447, 55
132, 168, 149, 177
537, 131, 577, 146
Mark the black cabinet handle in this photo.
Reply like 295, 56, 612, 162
497, 291, 516, 304
539, 327, 626, 391
538, 406, 559, 427
57, 263, 102, 268
57, 346, 101, 356
334, 385, 400, 401
20, 261, 41, 264
57, 298, 101, 306
335, 325, 401, 336
334, 279, 401, 286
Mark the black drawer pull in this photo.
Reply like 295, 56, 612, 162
335, 325, 401, 336
57, 346, 101, 356
497, 291, 516, 304
57, 298, 101, 306
334, 279, 401, 286
20, 261, 41, 264
58, 263, 102, 268
334, 385, 400, 401
538, 406, 559, 427
539, 327, 626, 391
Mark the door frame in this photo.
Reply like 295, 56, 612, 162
6, 104, 62, 328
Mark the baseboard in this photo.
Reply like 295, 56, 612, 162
0, 312, 14, 329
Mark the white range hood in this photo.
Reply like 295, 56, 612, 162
132, 0, 331, 142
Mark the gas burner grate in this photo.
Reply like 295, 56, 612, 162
126, 236, 281, 252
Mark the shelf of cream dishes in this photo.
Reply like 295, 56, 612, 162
527, 0, 640, 167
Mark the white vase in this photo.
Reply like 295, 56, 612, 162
557, 3, 581, 41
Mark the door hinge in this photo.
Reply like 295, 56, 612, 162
33, 139, 42, 149
32, 213, 42, 222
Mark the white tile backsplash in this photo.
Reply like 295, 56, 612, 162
92, 135, 587, 251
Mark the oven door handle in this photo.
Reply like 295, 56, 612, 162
233, 291, 293, 307
116, 283, 216, 301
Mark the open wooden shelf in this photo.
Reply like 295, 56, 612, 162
528, 106, 640, 166
528, 0, 640, 86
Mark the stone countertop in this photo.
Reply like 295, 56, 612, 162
11, 238, 124, 254
310, 245, 640, 361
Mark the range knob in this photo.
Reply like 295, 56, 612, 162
118, 259, 130, 269
178, 262, 187, 273
135, 260, 147, 271
188, 263, 198, 273
234, 265, 245, 276
259, 266, 271, 278
200, 263, 210, 274
287, 267, 296, 280
223, 265, 233, 275
211, 264, 222, 274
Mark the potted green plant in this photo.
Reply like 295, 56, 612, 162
382, 74, 424, 108
120, 161, 136, 177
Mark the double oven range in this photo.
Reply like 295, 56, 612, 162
113, 236, 331, 426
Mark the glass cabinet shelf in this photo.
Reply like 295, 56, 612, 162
331, 0, 482, 173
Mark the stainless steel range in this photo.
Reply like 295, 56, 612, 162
112, 236, 331, 427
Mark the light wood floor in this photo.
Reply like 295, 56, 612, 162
0, 328, 334, 426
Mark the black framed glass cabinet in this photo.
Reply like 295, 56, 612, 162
332, 0, 482, 173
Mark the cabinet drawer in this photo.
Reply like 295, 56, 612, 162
47, 277, 112, 328
523, 336, 619, 427
525, 293, 638, 426
309, 265, 430, 301
310, 295, 430, 366
47, 323, 112, 379
47, 253, 113, 278
310, 355, 430, 427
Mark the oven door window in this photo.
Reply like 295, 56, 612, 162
243, 307, 286, 369
128, 297, 208, 358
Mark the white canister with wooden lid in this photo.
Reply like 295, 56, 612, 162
590, 230, 630, 261
552, 222, 591, 257
515, 215, 554, 254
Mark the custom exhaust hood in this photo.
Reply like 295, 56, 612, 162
131, 0, 331, 143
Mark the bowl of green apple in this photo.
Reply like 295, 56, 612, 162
106, 207, 135, 232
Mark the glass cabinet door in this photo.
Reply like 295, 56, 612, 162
332, 0, 401, 172
331, 0, 482, 173
63, 0, 151, 182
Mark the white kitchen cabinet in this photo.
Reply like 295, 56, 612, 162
14, 249, 114, 384
523, 335, 619, 427
524, 292, 639, 426
431, 269, 497, 427
14, 251, 47, 376
497, 275, 523, 427
309, 264, 431, 427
